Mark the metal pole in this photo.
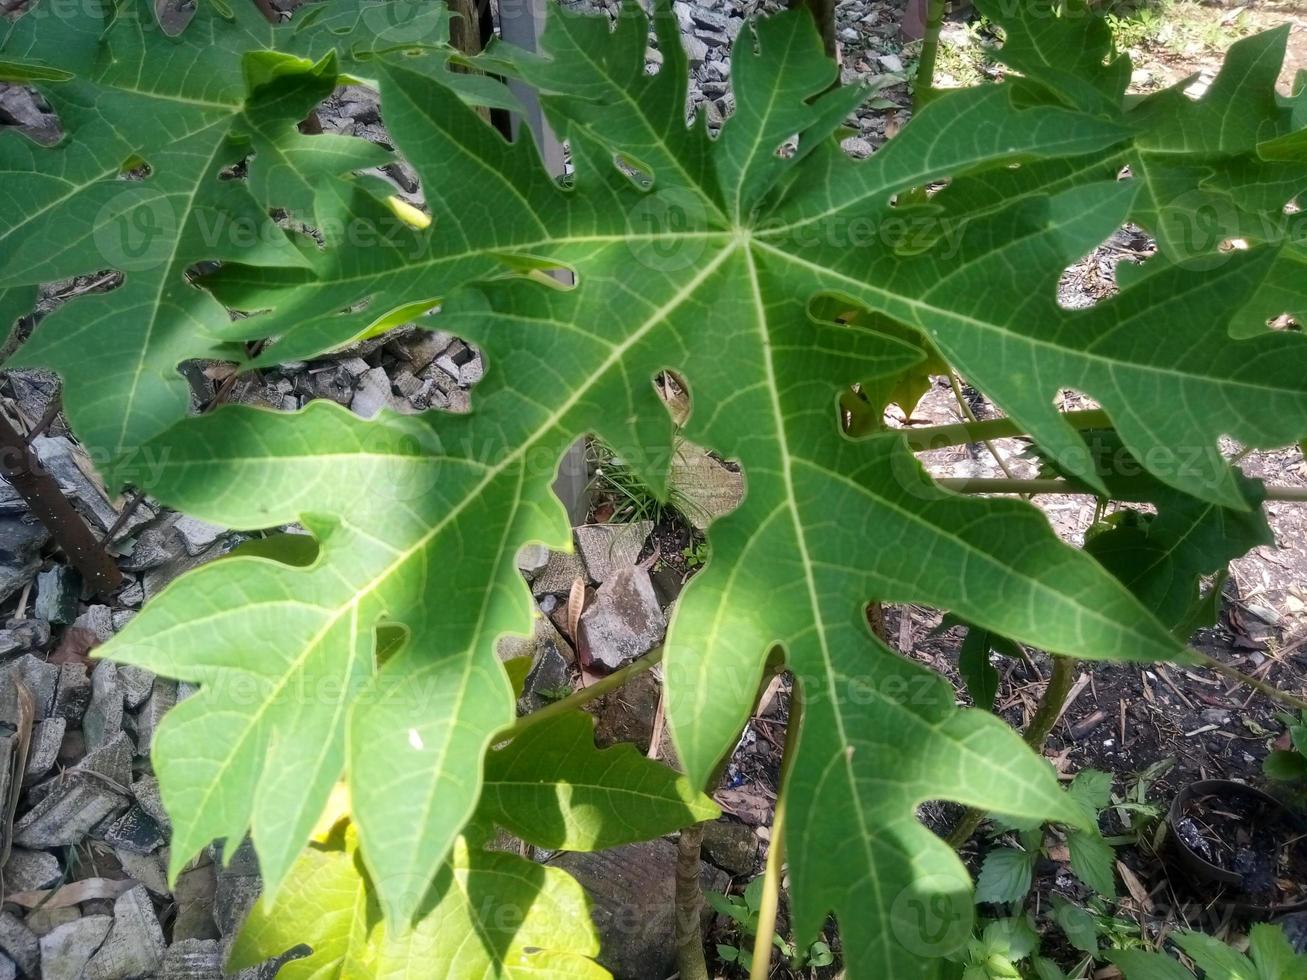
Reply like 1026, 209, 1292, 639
497, 0, 590, 525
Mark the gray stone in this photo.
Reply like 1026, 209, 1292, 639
22, 906, 79, 937
350, 366, 393, 418
0, 621, 46, 659
13, 776, 128, 847
172, 862, 219, 942
496, 612, 573, 666
518, 641, 573, 713
133, 679, 177, 754
159, 939, 223, 979
699, 819, 759, 876
0, 653, 58, 723
515, 543, 551, 581
214, 872, 262, 937
682, 32, 709, 63
39, 915, 112, 980
578, 565, 667, 672
116, 665, 154, 710
1, 847, 61, 891
0, 912, 37, 978
130, 774, 170, 832
434, 340, 483, 386
114, 848, 169, 896
98, 805, 164, 854
668, 444, 743, 531
72, 605, 114, 643
174, 516, 225, 555
0, 734, 12, 819
83, 886, 165, 980
75, 731, 134, 787
83, 661, 124, 752
34, 567, 79, 626
530, 550, 587, 596
841, 136, 875, 158
0, 516, 49, 604
31, 437, 154, 535
23, 716, 64, 780
0, 950, 14, 980
548, 839, 726, 980
53, 662, 91, 721
574, 522, 653, 583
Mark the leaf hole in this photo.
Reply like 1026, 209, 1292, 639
153, 0, 197, 37
1058, 224, 1154, 311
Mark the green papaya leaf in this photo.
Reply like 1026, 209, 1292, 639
0, 0, 459, 459
57, 2, 1307, 977
479, 711, 718, 850
230, 826, 608, 979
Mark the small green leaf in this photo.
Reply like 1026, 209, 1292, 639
1067, 769, 1113, 820
958, 626, 1002, 713
1050, 895, 1098, 955
1107, 950, 1195, 980
1265, 750, 1307, 781
1067, 829, 1117, 897
478, 712, 718, 850
1248, 923, 1307, 980
1174, 931, 1258, 980
974, 848, 1035, 906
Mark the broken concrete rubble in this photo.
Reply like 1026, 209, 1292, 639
574, 521, 652, 583
578, 565, 667, 672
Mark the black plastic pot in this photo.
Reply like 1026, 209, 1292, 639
1167, 779, 1307, 918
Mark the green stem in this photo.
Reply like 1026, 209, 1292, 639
751, 689, 803, 980
913, 0, 948, 112
946, 373, 1023, 486
936, 477, 1307, 502
947, 655, 1078, 848
676, 823, 710, 980
900, 409, 1111, 453
1190, 651, 1307, 713
495, 647, 663, 742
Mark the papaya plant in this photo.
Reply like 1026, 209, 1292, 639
2, 0, 1305, 977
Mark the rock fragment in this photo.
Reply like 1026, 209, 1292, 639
578, 565, 667, 672
38, 915, 112, 980
83, 885, 165, 980
0, 913, 36, 979
83, 662, 124, 752
574, 521, 652, 583
1, 847, 61, 892
13, 776, 128, 847
548, 839, 726, 980
34, 567, 79, 625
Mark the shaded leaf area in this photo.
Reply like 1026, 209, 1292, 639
1040, 431, 1273, 635
1110, 924, 1307, 980
480, 712, 719, 850
56, 2, 1301, 978
927, 3, 1307, 505
230, 827, 609, 980
232, 711, 711, 978
0, 0, 472, 459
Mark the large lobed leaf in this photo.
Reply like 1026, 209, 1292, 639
0, 0, 456, 459
16, 0, 1300, 976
